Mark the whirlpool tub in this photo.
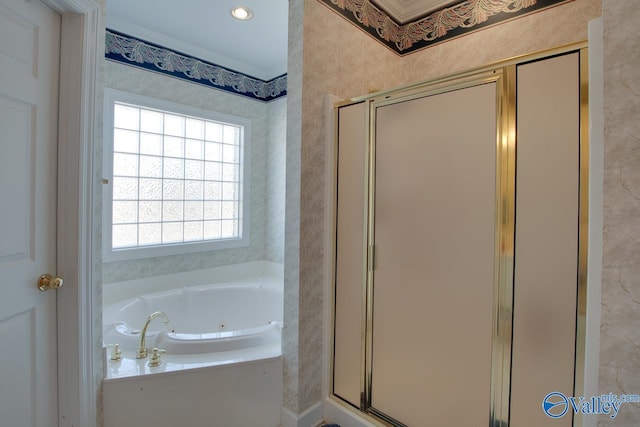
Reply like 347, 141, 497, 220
102, 261, 283, 427
103, 282, 282, 356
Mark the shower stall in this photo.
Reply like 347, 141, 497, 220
330, 45, 588, 427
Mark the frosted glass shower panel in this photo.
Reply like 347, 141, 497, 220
370, 83, 498, 426
510, 52, 580, 427
332, 102, 368, 407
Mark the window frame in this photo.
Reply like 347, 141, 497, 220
102, 88, 252, 262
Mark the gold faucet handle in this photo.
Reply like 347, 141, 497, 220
136, 346, 148, 359
147, 348, 166, 367
109, 344, 122, 362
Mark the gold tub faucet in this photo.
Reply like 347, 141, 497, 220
136, 311, 169, 359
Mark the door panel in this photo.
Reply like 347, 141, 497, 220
370, 83, 498, 426
0, 95, 34, 261
0, 310, 36, 426
0, 3, 38, 79
0, 0, 61, 426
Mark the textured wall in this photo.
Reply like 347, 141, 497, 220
283, 0, 303, 412
599, 0, 640, 425
284, 0, 602, 417
284, 0, 401, 414
102, 61, 285, 283
266, 97, 287, 263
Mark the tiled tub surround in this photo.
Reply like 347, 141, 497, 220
104, 356, 282, 427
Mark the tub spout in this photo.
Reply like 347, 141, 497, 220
136, 311, 169, 359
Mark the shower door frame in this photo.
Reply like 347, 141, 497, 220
329, 42, 589, 427
363, 67, 515, 427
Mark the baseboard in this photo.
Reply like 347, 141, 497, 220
281, 401, 323, 427
323, 399, 379, 427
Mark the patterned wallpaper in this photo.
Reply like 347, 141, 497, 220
398, 0, 601, 85
283, 0, 601, 417
599, 0, 640, 425
105, 29, 287, 102
318, 0, 572, 54
102, 60, 285, 283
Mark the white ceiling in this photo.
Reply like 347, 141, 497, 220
105, 0, 459, 80
106, 0, 289, 81
374, 0, 458, 23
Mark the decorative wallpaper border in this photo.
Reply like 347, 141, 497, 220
105, 29, 287, 102
319, 0, 572, 54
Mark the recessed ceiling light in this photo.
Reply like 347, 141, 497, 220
231, 6, 254, 21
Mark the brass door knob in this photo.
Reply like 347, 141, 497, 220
38, 274, 63, 291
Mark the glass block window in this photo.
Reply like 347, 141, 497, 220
104, 89, 251, 261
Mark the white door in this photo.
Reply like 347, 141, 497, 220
0, 0, 61, 426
